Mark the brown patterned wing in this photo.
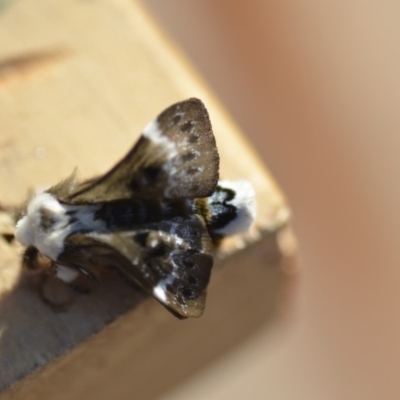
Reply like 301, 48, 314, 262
50, 98, 219, 204
56, 214, 214, 318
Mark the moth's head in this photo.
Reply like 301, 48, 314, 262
15, 191, 66, 257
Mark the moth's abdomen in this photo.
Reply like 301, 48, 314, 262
93, 198, 193, 229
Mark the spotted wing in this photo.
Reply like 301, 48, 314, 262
56, 214, 214, 318
50, 98, 219, 204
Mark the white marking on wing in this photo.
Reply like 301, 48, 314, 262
153, 271, 176, 304
142, 119, 177, 157
152, 249, 182, 305
153, 283, 168, 303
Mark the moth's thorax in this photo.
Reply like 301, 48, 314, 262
15, 191, 105, 260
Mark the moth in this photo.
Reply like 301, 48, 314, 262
15, 98, 256, 318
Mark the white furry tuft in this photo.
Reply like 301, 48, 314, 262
15, 190, 106, 260
15, 191, 69, 259
214, 179, 256, 236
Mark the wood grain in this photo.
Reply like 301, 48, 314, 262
0, 0, 295, 398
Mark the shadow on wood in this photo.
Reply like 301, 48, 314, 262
0, 227, 292, 400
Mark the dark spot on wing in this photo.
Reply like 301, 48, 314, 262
129, 179, 140, 191
180, 150, 197, 163
172, 252, 196, 270
191, 184, 200, 192
179, 224, 200, 241
173, 114, 182, 124
187, 166, 201, 175
130, 166, 161, 190
188, 132, 200, 143
181, 120, 195, 132
182, 258, 195, 268
172, 252, 213, 285
143, 166, 161, 183
180, 286, 195, 299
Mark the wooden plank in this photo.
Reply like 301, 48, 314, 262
0, 0, 295, 398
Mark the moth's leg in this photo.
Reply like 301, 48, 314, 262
40, 275, 77, 311
51, 263, 96, 294
21, 247, 80, 309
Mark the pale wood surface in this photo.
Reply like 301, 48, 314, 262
0, 0, 294, 398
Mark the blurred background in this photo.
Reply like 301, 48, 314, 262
142, 1, 400, 399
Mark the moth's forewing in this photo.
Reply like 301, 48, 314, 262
52, 98, 219, 204
57, 214, 214, 318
